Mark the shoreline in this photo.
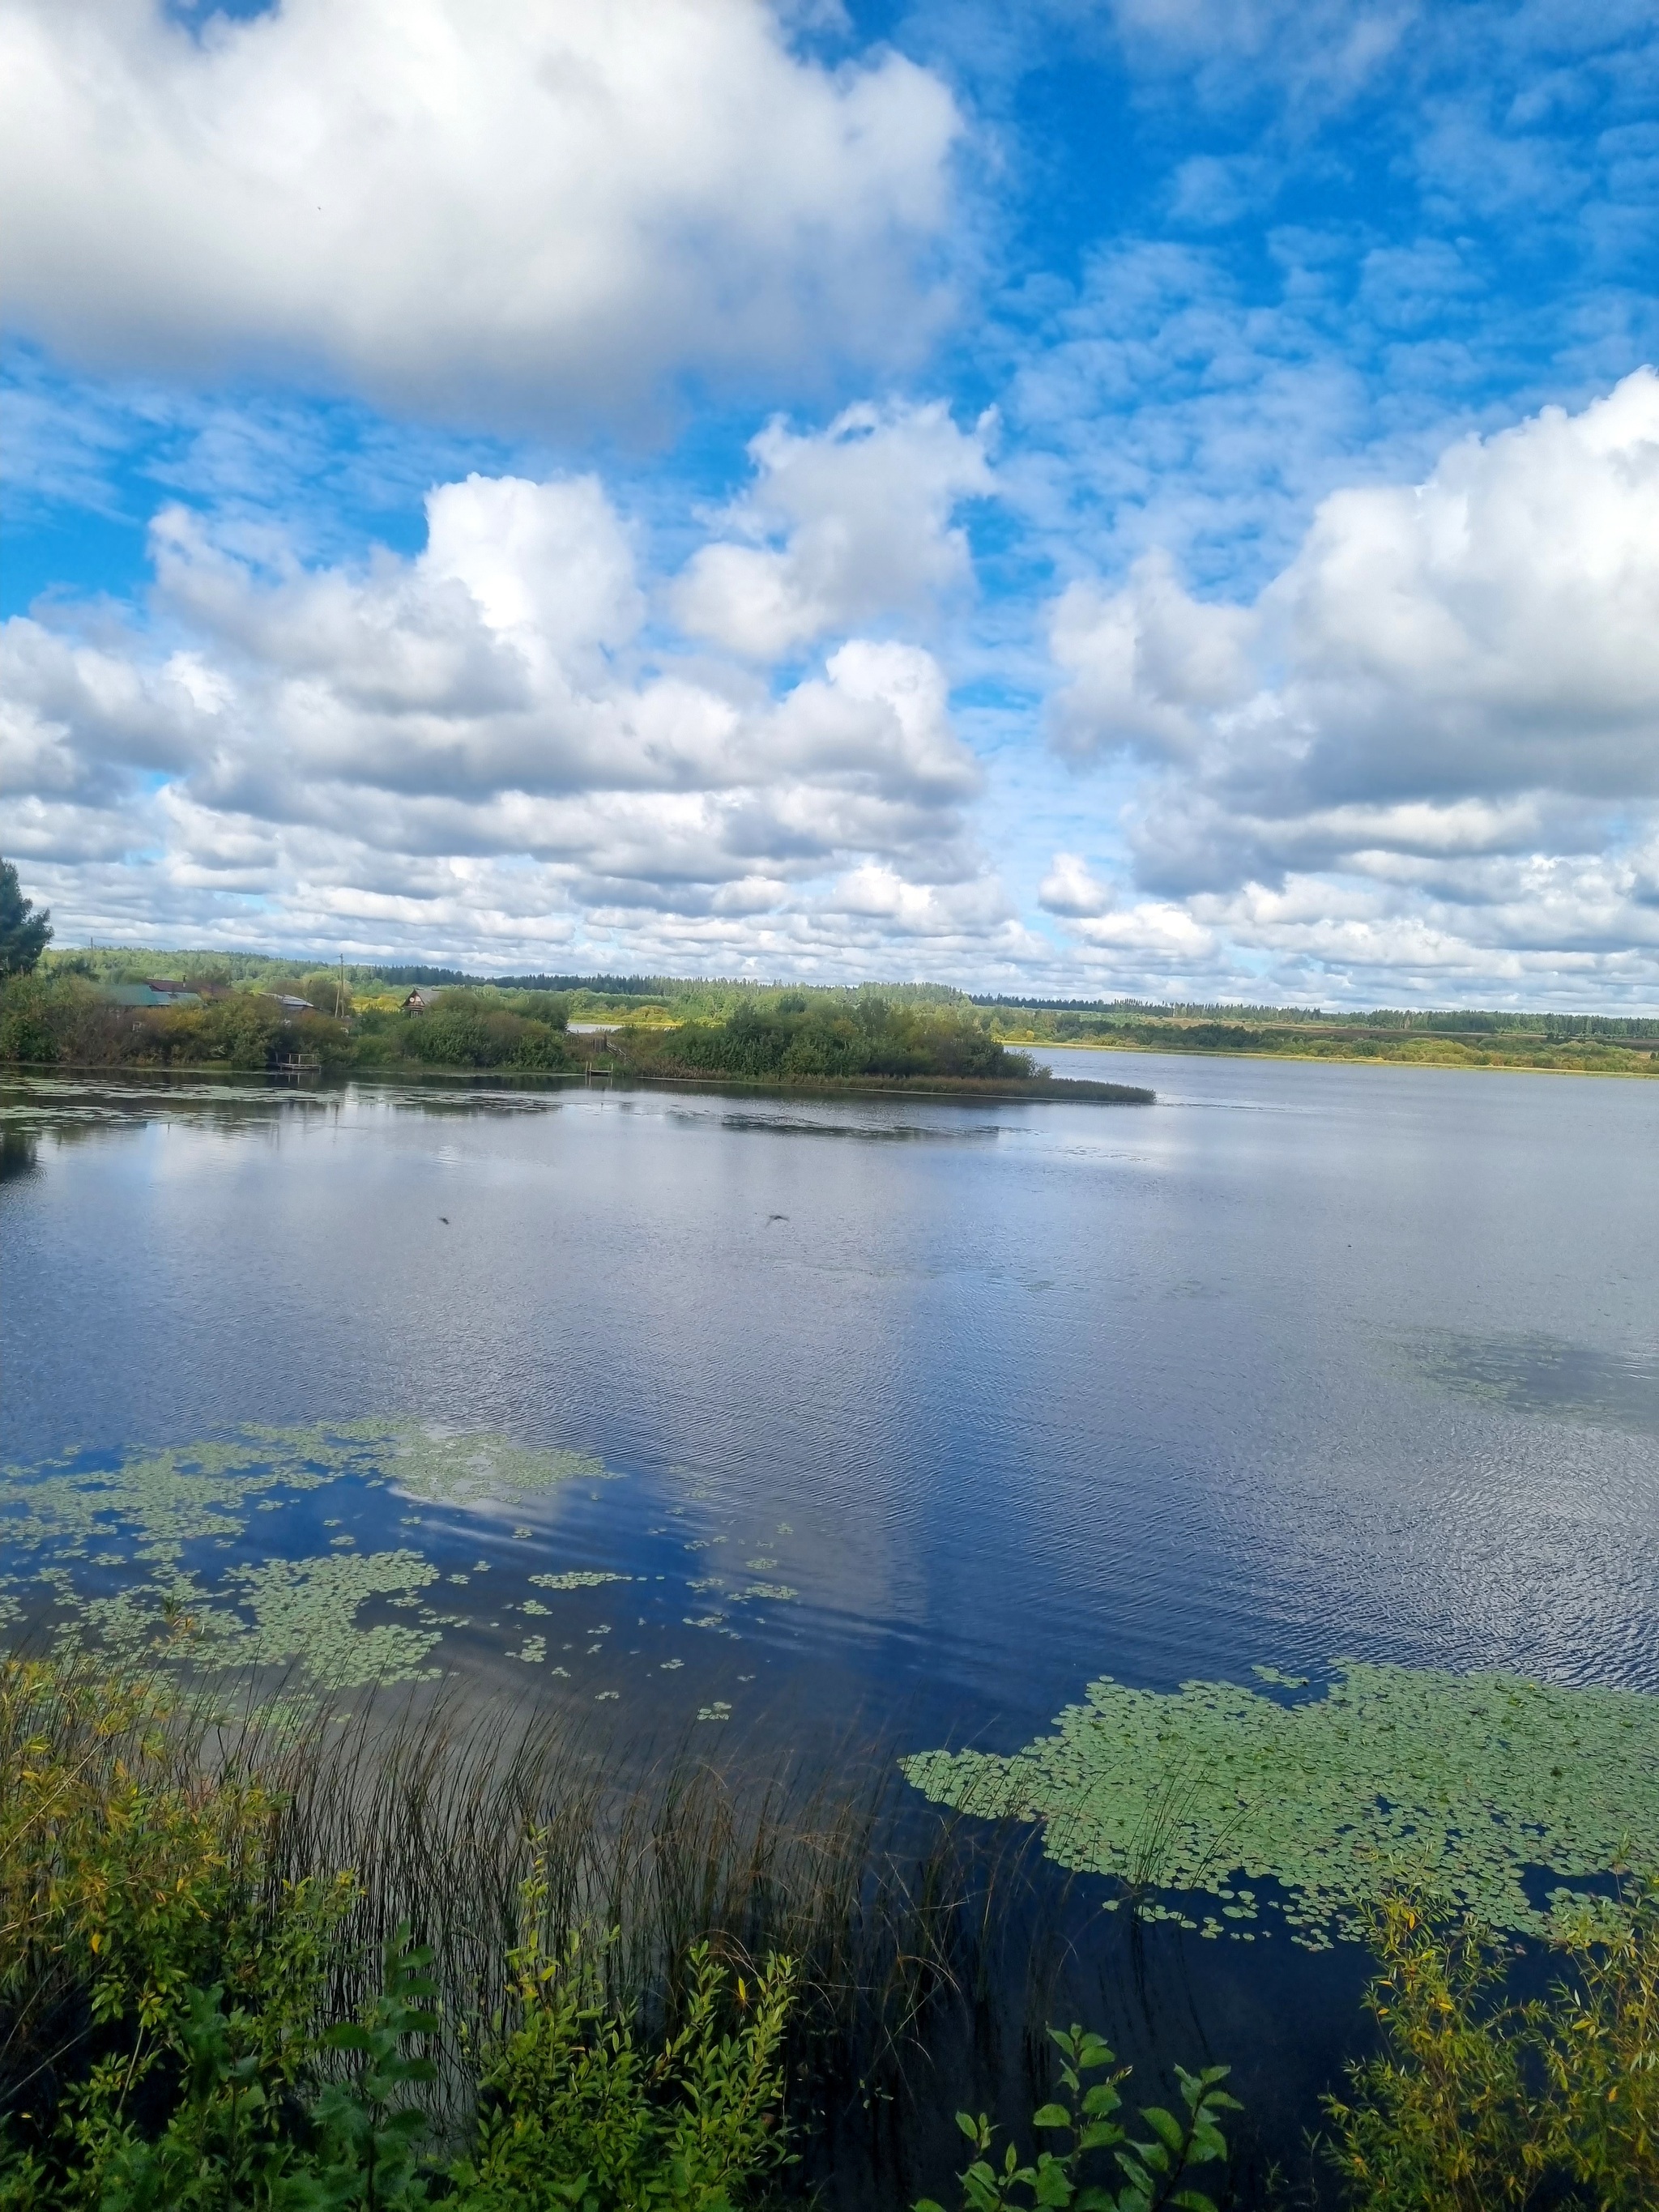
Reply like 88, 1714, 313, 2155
1001, 1034, 1659, 1079
0, 1059, 1155, 1105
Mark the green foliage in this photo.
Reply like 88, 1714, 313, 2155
308, 1930, 441, 2209
0, 859, 51, 976
0, 1654, 352, 2207
0, 973, 60, 1063
1324, 1882, 1659, 2210
629, 996, 1034, 1086
916, 2023, 1238, 2212
0, 1681, 803, 2212
389, 993, 574, 1072
454, 1854, 796, 2212
902, 1663, 1659, 1948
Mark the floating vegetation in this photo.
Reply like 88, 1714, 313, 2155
54, 1551, 442, 1688
528, 1571, 631, 1591
1416, 1329, 1659, 1436
0, 1421, 605, 1568
370, 1426, 607, 1508
0, 1422, 613, 1687
901, 1662, 1659, 1950
0, 1421, 812, 1713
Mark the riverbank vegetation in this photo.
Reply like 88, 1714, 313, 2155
0, 971, 581, 1077
1, 876, 1652, 1078
0, 1655, 1237, 2210
976, 1000, 1659, 1077
1, 1652, 1654, 2209
612, 999, 1150, 1100
0, 961, 1155, 1098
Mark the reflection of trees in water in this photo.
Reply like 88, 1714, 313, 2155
0, 1128, 39, 1181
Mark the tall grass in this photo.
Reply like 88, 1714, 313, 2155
258, 1685, 1049, 2133
0, 1653, 1079, 2199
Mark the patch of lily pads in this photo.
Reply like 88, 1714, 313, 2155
900, 1661, 1659, 1950
54, 1552, 444, 1689
0, 1421, 612, 1688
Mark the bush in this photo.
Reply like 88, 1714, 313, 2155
919, 2024, 1239, 2212
0, 975, 59, 1063
394, 994, 574, 1072
1324, 1885, 1659, 2211
0, 1657, 799, 2211
126, 998, 287, 1068
454, 1899, 795, 2212
634, 999, 1034, 1086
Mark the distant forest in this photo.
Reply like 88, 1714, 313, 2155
2, 941, 1654, 1076
30, 945, 1659, 1036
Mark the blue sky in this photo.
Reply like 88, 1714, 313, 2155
3, 0, 1657, 1003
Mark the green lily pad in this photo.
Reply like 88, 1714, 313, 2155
901, 1662, 1659, 1949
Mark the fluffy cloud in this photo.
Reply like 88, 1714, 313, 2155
1037, 851, 1115, 917
671, 401, 996, 658
1051, 370, 1659, 888
1035, 371, 1659, 998
1, 458, 1023, 969
1049, 551, 1254, 761
0, 0, 961, 423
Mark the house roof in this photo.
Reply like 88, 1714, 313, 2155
105, 982, 201, 1008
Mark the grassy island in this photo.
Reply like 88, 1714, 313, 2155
612, 998, 1153, 1102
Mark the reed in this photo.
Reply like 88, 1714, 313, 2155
0, 1652, 1075, 2197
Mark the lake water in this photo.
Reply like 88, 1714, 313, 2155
3, 1052, 1657, 2159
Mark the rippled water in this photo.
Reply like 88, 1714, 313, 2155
6, 1053, 1657, 2172
4, 1055, 1658, 1740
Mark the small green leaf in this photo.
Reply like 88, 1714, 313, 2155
1139, 2106, 1187, 2156
1077, 2120, 1126, 2152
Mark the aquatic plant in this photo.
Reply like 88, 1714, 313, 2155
54, 1550, 444, 1688
0, 1423, 615, 1690
530, 1571, 630, 1591
901, 1661, 1659, 1948
1324, 1881, 1659, 2210
0, 1421, 604, 1566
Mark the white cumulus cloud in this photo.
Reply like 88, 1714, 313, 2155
2, 452, 1025, 970
1051, 369, 1659, 890
0, 0, 962, 424
672, 400, 996, 658
1038, 370, 1659, 999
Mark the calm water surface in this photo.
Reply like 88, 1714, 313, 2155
3, 1051, 1657, 1739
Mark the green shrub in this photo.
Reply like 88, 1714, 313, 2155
1324, 1884, 1659, 2210
453, 1869, 795, 2212
0, 987, 58, 1063
635, 998, 1034, 1085
918, 2024, 1239, 2212
394, 995, 574, 1072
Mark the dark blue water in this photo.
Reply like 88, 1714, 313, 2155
4, 1053, 1657, 1745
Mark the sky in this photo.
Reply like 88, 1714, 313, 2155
2, 0, 1658, 1005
